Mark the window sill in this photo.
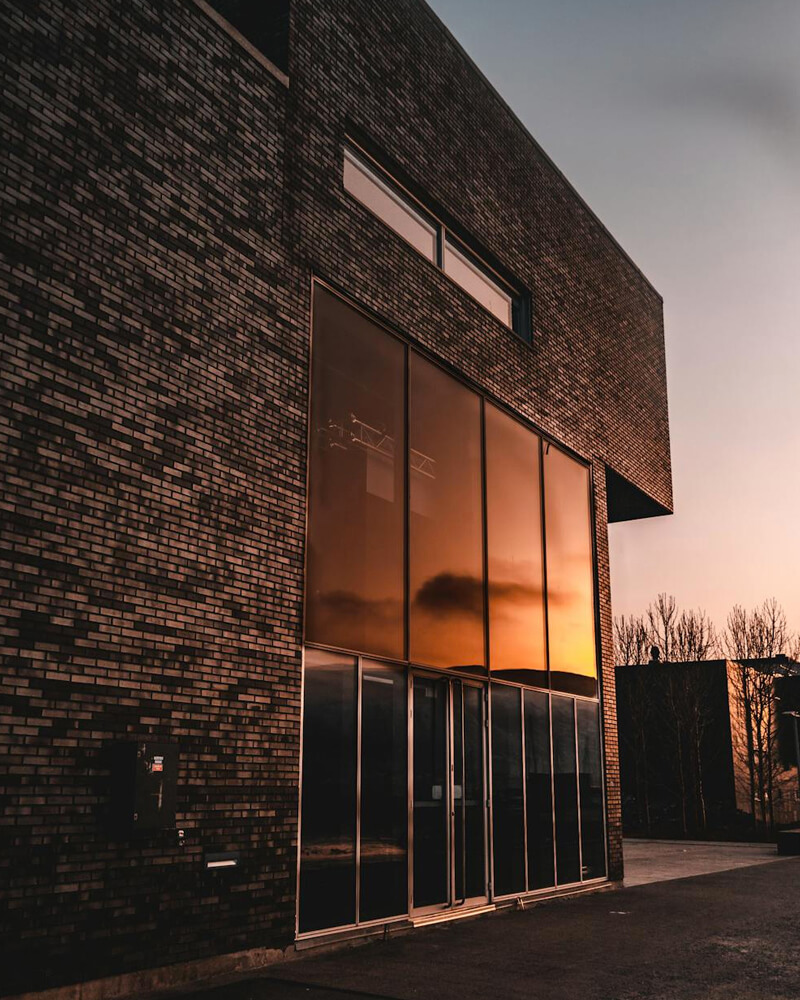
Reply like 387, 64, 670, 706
193, 0, 290, 88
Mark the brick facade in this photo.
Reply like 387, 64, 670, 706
1, 0, 670, 994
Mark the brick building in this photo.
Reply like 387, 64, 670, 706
617, 659, 800, 838
1, 1, 672, 995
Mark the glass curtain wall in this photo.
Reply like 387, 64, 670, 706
524, 689, 555, 888
305, 287, 405, 660
543, 445, 597, 697
299, 652, 408, 933
485, 403, 547, 687
306, 285, 599, 692
302, 286, 607, 930
408, 354, 485, 671
299, 649, 357, 932
552, 694, 581, 885
577, 701, 606, 880
361, 662, 408, 919
489, 685, 605, 894
490, 685, 525, 895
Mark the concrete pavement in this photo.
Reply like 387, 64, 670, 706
177, 848, 800, 1000
623, 837, 788, 886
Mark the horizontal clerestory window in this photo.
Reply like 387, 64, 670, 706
343, 143, 530, 341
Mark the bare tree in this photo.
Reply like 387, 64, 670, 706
616, 598, 719, 836
614, 613, 654, 832
723, 599, 798, 832
674, 608, 718, 662
645, 593, 678, 663
614, 613, 649, 666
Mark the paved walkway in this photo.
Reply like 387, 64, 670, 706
180, 852, 800, 1000
623, 837, 787, 886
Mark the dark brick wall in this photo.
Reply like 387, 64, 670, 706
1, 1, 306, 993
592, 462, 623, 881
287, 0, 671, 517
1, 0, 670, 992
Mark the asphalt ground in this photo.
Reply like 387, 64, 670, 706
178, 853, 800, 1000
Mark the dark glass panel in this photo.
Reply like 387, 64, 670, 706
577, 701, 606, 879
412, 675, 449, 908
299, 650, 356, 932
490, 684, 525, 895
409, 354, 485, 671
485, 404, 546, 685
306, 287, 405, 659
524, 690, 555, 889
453, 681, 464, 901
205, 0, 290, 74
360, 662, 408, 920
463, 684, 487, 899
543, 445, 597, 697
552, 694, 580, 885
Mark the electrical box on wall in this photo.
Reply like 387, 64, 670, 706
110, 742, 178, 834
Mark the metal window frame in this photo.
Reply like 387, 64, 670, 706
442, 234, 514, 329
343, 146, 439, 262
341, 140, 529, 340
408, 669, 490, 917
298, 281, 610, 938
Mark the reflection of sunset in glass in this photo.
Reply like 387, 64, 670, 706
306, 287, 599, 687
409, 354, 485, 670
306, 288, 405, 659
544, 445, 597, 697
485, 403, 546, 683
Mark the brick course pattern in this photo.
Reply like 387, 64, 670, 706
1, 0, 670, 993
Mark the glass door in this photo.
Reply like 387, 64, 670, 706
411, 674, 488, 913
454, 680, 488, 905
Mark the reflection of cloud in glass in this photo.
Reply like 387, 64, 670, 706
409, 354, 484, 669
484, 402, 547, 678
489, 579, 545, 614
414, 573, 483, 619
315, 590, 402, 623
308, 590, 403, 659
414, 574, 557, 620
544, 445, 597, 689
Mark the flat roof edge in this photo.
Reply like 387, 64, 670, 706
419, 0, 662, 301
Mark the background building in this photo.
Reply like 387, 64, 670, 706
1, 0, 671, 995
616, 658, 800, 839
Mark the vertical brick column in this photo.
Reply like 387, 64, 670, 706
592, 459, 623, 882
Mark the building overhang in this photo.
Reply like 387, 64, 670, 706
606, 465, 672, 523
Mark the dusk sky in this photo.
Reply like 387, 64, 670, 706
429, 0, 800, 639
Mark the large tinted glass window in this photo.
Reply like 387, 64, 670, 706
485, 404, 546, 685
306, 287, 405, 659
360, 662, 408, 920
491, 684, 525, 895
524, 690, 555, 889
299, 650, 357, 932
543, 446, 597, 697
409, 354, 485, 671
552, 694, 580, 885
577, 701, 606, 879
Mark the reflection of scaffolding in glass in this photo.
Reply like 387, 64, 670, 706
319, 414, 436, 479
